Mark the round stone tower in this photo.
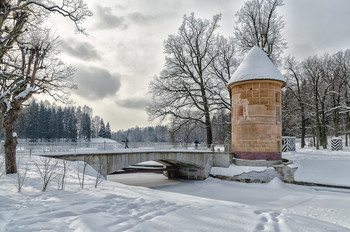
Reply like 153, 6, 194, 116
227, 46, 286, 165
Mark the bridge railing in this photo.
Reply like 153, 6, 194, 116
13, 141, 231, 154
15, 141, 124, 154
128, 142, 210, 151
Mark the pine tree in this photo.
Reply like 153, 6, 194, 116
68, 108, 78, 142
81, 113, 91, 141
27, 101, 40, 141
98, 119, 106, 138
56, 106, 65, 140
105, 122, 111, 139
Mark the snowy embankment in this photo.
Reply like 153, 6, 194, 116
285, 148, 350, 186
211, 147, 350, 188
1, 147, 350, 231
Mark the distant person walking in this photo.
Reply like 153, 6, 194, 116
194, 140, 200, 149
122, 137, 129, 149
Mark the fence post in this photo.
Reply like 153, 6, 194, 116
282, 136, 296, 152
331, 137, 343, 151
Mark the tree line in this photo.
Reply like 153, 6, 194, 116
112, 111, 230, 145
283, 50, 350, 149
14, 100, 112, 142
112, 125, 168, 143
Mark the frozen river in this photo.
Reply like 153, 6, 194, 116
108, 172, 350, 229
107, 173, 181, 187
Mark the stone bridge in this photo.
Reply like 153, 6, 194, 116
46, 151, 233, 180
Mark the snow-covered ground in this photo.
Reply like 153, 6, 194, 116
1, 147, 350, 231
285, 147, 350, 186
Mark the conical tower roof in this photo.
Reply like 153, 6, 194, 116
228, 46, 286, 87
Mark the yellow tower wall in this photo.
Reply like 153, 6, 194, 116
229, 80, 283, 161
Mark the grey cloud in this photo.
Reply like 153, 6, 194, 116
114, 4, 128, 10
284, 0, 350, 59
117, 97, 150, 110
60, 40, 100, 61
128, 12, 157, 25
95, 6, 128, 29
74, 67, 121, 100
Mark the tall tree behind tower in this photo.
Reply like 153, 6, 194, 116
234, 0, 287, 64
148, 13, 229, 146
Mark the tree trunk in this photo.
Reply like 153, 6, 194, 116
199, 72, 213, 147
333, 95, 340, 137
346, 89, 350, 146
300, 104, 306, 148
0, 110, 2, 139
314, 98, 321, 150
3, 102, 21, 174
321, 103, 327, 149
346, 111, 350, 147
205, 115, 213, 147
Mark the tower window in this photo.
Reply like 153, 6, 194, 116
275, 92, 280, 103
276, 106, 281, 124
238, 105, 244, 117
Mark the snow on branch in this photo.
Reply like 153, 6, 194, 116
3, 98, 12, 113
19, 0, 93, 34
14, 87, 36, 100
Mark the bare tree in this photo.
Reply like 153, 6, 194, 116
94, 156, 106, 188
208, 36, 238, 110
16, 156, 29, 193
234, 0, 287, 64
57, 159, 69, 190
148, 13, 234, 146
284, 56, 309, 148
330, 50, 350, 138
303, 56, 325, 149
2, 31, 75, 174
169, 117, 204, 145
77, 156, 91, 189
283, 49, 350, 149
34, 156, 59, 192
0, 1, 91, 174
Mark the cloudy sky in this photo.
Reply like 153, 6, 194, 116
46, 0, 350, 131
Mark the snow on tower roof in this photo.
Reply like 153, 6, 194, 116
228, 46, 286, 87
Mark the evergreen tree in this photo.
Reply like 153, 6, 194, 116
27, 101, 40, 141
56, 106, 65, 140
76, 106, 83, 138
68, 107, 78, 142
39, 102, 51, 141
14, 99, 107, 141
98, 119, 106, 138
81, 113, 91, 141
48, 108, 58, 141
105, 122, 111, 139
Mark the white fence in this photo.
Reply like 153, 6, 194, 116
15, 141, 124, 154
12, 141, 231, 154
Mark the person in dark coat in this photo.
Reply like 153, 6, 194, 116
194, 140, 200, 149
122, 137, 129, 149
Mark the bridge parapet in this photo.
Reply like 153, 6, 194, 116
45, 151, 233, 180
